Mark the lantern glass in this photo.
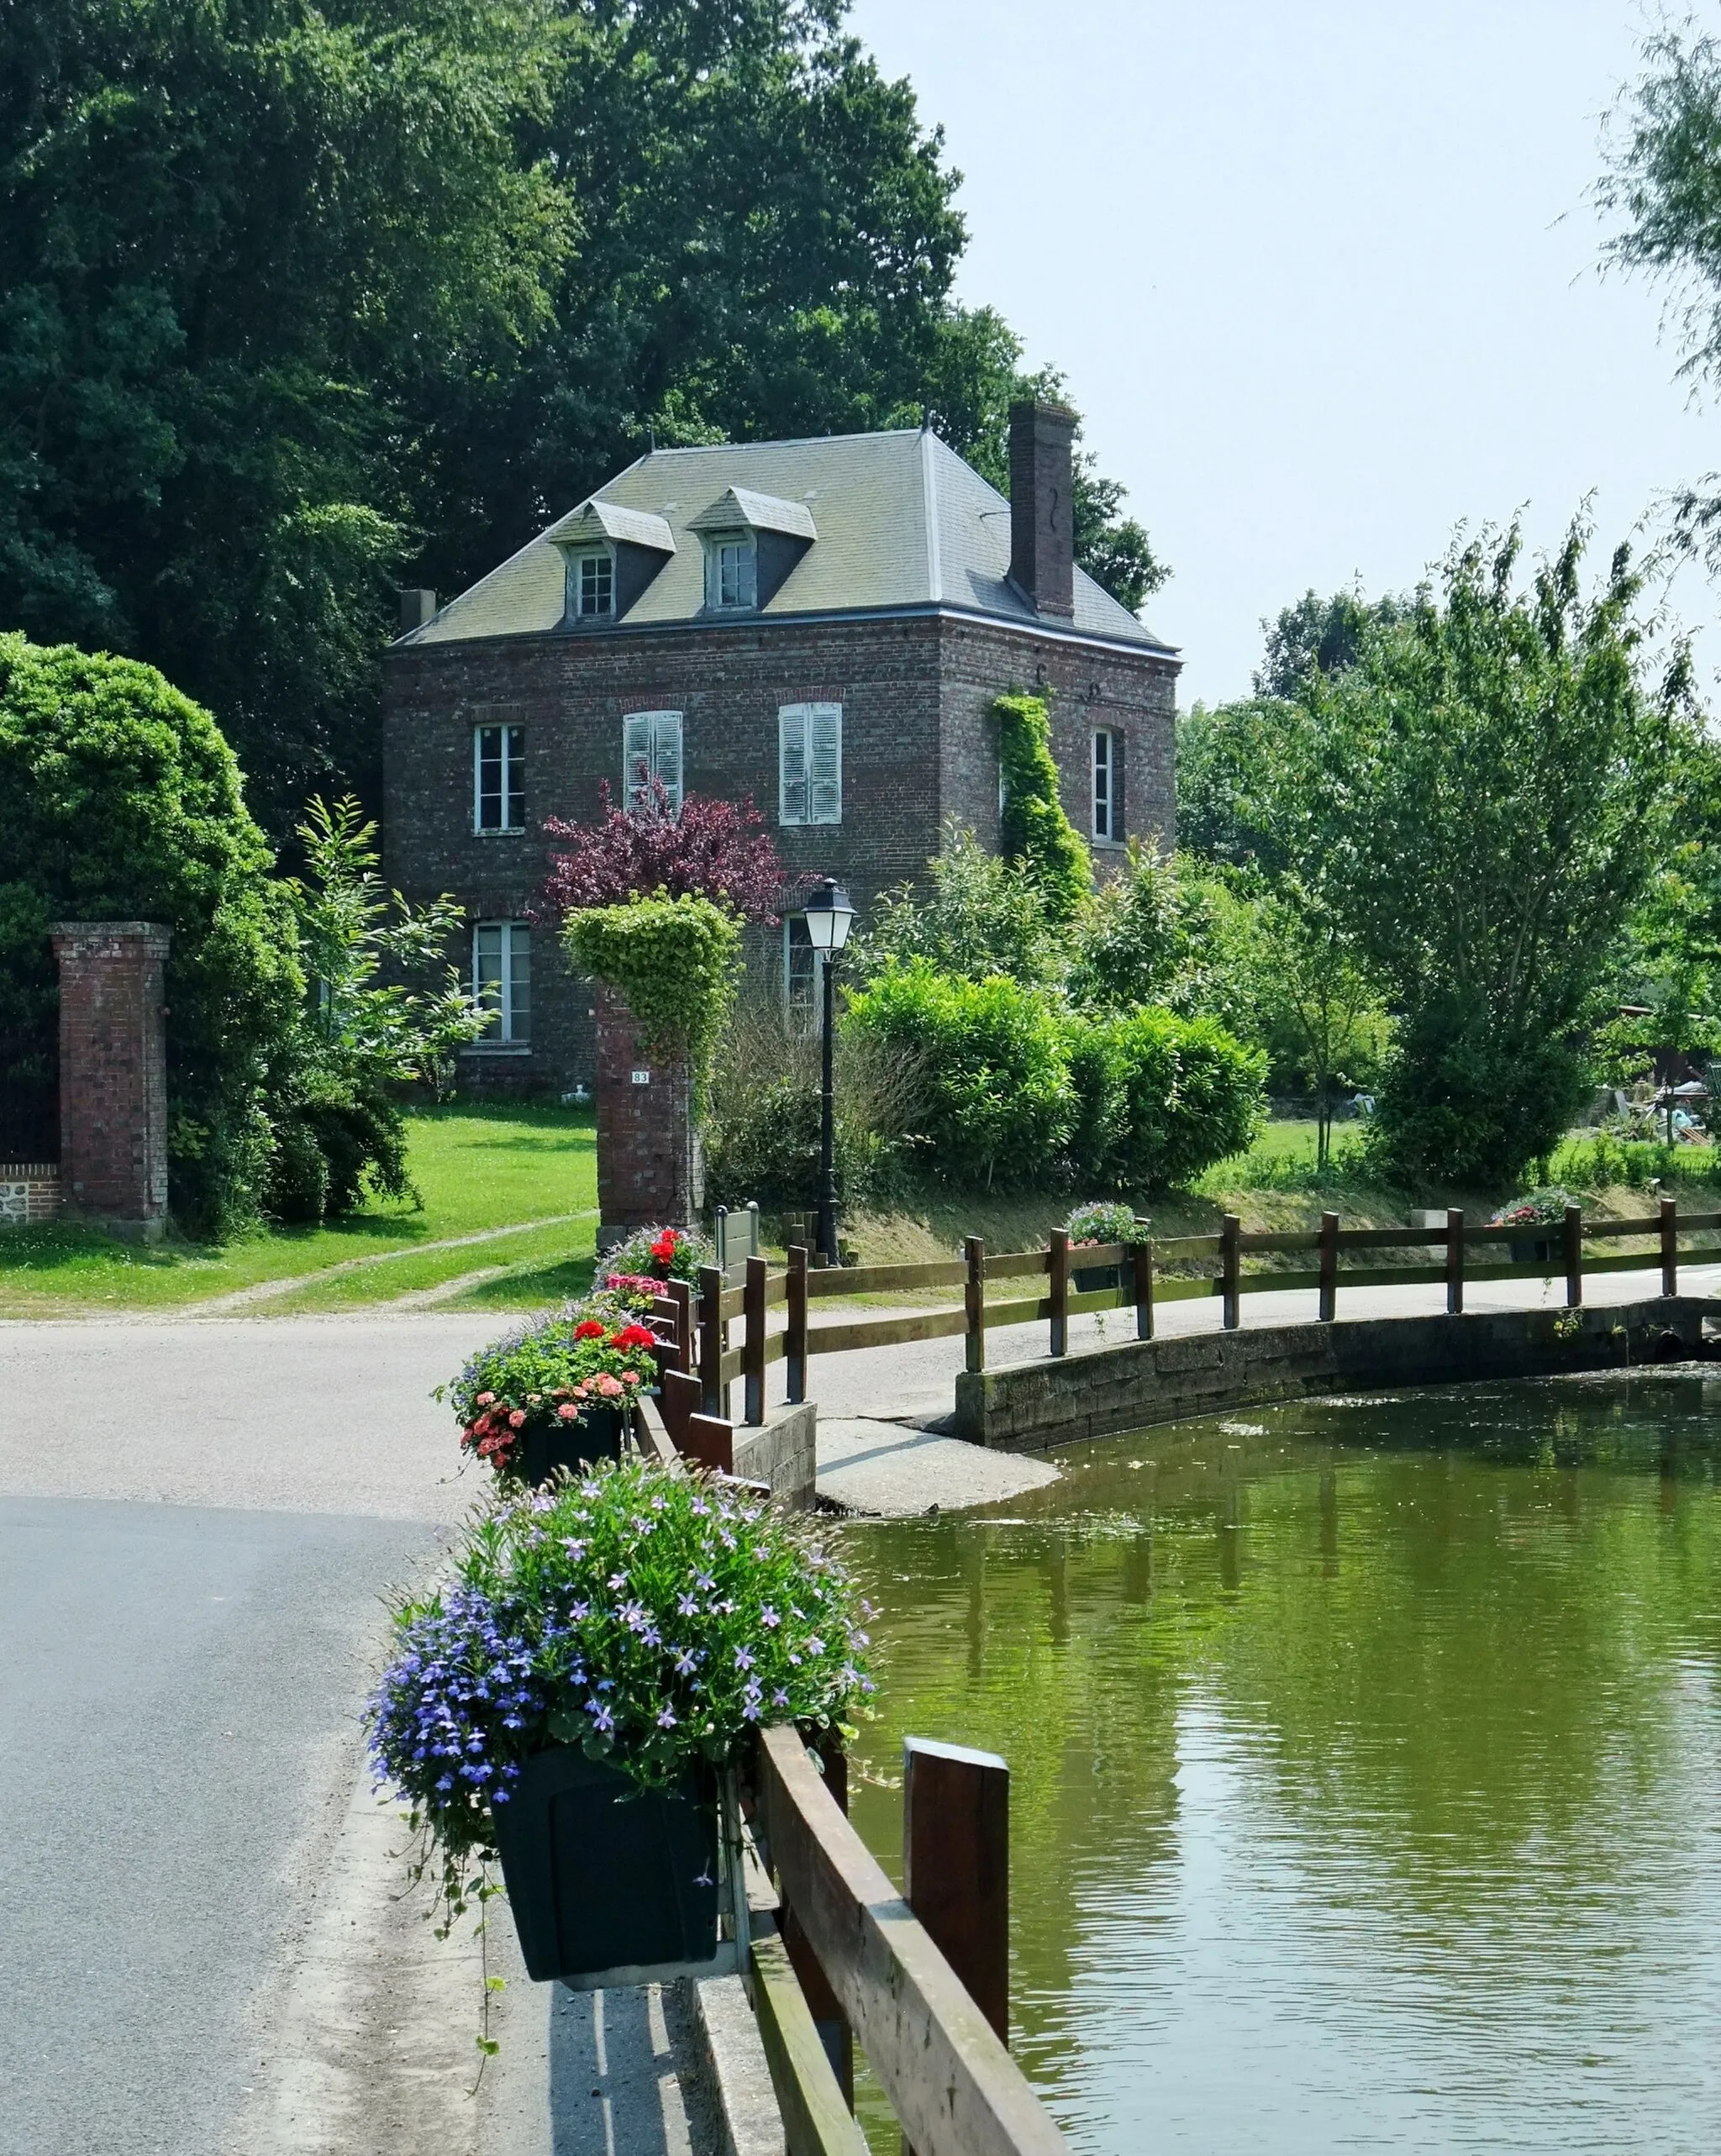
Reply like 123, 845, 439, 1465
800, 880, 855, 954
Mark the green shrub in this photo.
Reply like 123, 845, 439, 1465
0, 634, 302, 1234
842, 962, 1076, 1191
993, 693, 1092, 923
1067, 1007, 1266, 1192
1366, 1015, 1587, 1189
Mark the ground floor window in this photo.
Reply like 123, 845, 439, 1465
782, 916, 819, 1036
473, 921, 530, 1044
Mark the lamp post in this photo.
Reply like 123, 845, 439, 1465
799, 878, 855, 1266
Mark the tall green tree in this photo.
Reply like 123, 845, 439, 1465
424, 2, 1165, 613
1280, 519, 1693, 1185
1597, 18, 1721, 567
2, 1, 1164, 839
0, 0, 571, 829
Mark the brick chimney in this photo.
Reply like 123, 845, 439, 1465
1008, 399, 1077, 618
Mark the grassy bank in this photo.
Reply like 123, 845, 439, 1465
8, 1108, 1717, 1320
0, 1103, 597, 1317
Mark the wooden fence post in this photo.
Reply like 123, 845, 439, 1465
903, 1737, 1009, 2050
786, 1244, 808, 1406
965, 1237, 986, 1374
1130, 1238, 1155, 1340
1661, 1195, 1679, 1298
666, 1278, 693, 1372
1048, 1230, 1069, 1358
1318, 1210, 1339, 1323
1446, 1208, 1465, 1317
1564, 1205, 1583, 1308
1221, 1212, 1241, 1331
698, 1264, 724, 1417
744, 1254, 766, 1426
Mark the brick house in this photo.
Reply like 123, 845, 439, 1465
382, 401, 1181, 1093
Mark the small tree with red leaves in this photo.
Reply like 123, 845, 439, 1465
540, 781, 794, 924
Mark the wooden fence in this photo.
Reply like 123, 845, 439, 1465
666, 1199, 1721, 1423
750, 1724, 1066, 2156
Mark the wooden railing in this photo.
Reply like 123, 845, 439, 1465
669, 1198, 1721, 1423
750, 1724, 1066, 2156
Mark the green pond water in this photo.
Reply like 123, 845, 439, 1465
834, 1372, 1721, 2154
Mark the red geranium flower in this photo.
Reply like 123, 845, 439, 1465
574, 1319, 606, 1339
609, 1323, 658, 1350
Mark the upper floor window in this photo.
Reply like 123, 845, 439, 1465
571, 548, 613, 618
707, 534, 757, 611
473, 723, 524, 833
624, 709, 683, 814
1092, 728, 1116, 841
779, 702, 842, 826
472, 921, 530, 1045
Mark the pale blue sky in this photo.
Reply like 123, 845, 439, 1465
848, 0, 1720, 707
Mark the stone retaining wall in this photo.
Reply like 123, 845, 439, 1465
954, 1297, 1713, 1452
731, 1400, 818, 1511
0, 1164, 62, 1228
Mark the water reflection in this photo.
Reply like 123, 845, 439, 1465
838, 1373, 1721, 2153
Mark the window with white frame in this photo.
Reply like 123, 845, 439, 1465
473, 722, 524, 833
472, 922, 530, 1044
623, 709, 683, 813
778, 702, 842, 825
571, 549, 613, 618
1092, 728, 1116, 841
782, 916, 819, 1035
706, 534, 757, 611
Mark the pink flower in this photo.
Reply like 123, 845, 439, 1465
476, 1391, 495, 1407
623, 1370, 644, 1386
556, 1403, 581, 1422
508, 1409, 526, 1429
597, 1374, 625, 1398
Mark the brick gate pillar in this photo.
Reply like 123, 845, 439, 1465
50, 921, 173, 1243
594, 984, 703, 1247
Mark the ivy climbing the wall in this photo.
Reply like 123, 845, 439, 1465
993, 691, 1092, 923
563, 894, 742, 1101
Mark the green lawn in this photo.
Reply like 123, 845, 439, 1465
0, 1102, 597, 1317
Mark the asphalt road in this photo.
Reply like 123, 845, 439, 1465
0, 1495, 447, 2156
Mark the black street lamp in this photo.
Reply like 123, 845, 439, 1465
799, 878, 855, 1266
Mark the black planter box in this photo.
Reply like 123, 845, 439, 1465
492, 1746, 720, 1985
1072, 1262, 1121, 1296
1509, 1235, 1556, 1266
517, 1404, 626, 1487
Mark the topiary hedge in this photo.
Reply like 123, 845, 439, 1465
563, 892, 742, 1100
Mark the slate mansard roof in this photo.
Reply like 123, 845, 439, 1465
400, 428, 1176, 657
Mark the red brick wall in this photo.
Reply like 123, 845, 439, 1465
50, 922, 172, 1239
594, 986, 702, 1234
382, 608, 1178, 1093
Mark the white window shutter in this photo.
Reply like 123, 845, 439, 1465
650, 711, 683, 810
623, 711, 651, 811
808, 702, 842, 825
779, 704, 808, 825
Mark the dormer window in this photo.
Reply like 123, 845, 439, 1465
689, 487, 815, 613
709, 535, 757, 611
571, 549, 613, 618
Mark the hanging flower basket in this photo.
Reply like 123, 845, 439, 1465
367, 1457, 873, 1989
490, 1747, 720, 1984
445, 1309, 661, 1486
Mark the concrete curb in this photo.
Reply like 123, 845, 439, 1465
687, 1972, 787, 2156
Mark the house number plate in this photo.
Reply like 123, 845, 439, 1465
630, 1069, 651, 1086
